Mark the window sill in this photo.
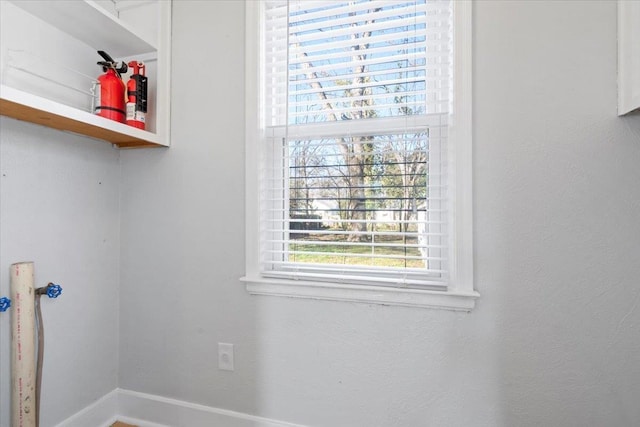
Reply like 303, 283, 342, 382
240, 276, 479, 311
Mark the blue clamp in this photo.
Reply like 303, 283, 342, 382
0, 297, 10, 312
46, 283, 62, 299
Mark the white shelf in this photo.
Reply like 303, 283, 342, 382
0, 84, 165, 148
0, 0, 171, 148
618, 0, 640, 115
8, 0, 156, 57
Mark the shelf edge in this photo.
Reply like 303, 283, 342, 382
0, 85, 166, 148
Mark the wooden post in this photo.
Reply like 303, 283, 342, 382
11, 262, 37, 427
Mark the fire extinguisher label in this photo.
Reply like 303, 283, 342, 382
127, 103, 146, 122
94, 82, 101, 114
126, 103, 134, 119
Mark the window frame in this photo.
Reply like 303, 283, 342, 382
243, 0, 477, 311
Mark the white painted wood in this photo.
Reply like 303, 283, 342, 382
103, 416, 168, 427
244, 0, 262, 283
115, 1, 160, 57
53, 389, 118, 427
0, 85, 164, 146
55, 389, 307, 427
0, 1, 100, 113
618, 0, 640, 115
8, 0, 156, 57
117, 389, 308, 427
153, 0, 172, 147
242, 276, 478, 311
449, 0, 474, 295
0, 0, 171, 147
244, 0, 477, 309
10, 262, 36, 427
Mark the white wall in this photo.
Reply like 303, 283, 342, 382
118, 1, 640, 426
475, 1, 640, 425
0, 118, 121, 427
1, 0, 638, 426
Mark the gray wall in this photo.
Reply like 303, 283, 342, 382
1, 1, 639, 426
0, 119, 120, 427
476, 1, 640, 425
118, 1, 640, 426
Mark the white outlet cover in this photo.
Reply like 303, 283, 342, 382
218, 342, 234, 371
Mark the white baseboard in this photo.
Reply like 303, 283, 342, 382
55, 388, 306, 427
53, 389, 118, 427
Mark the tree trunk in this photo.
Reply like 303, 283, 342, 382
344, 143, 368, 241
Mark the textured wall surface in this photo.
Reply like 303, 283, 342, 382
475, 1, 640, 425
118, 0, 254, 412
118, 1, 640, 426
1, 0, 639, 426
0, 118, 121, 427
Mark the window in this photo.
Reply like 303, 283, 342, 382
244, 0, 476, 310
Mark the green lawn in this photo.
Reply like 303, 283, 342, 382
289, 232, 424, 268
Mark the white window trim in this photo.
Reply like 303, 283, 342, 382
243, 0, 478, 311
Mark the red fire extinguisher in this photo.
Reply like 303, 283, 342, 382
94, 50, 127, 123
126, 61, 148, 129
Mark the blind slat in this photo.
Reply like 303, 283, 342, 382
261, 0, 451, 288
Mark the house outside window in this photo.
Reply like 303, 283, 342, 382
244, 0, 476, 310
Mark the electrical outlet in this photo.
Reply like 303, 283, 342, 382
218, 343, 234, 371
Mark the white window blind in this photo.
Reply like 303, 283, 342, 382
260, 0, 453, 290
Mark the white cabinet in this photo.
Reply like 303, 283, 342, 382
0, 0, 171, 148
618, 0, 640, 116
